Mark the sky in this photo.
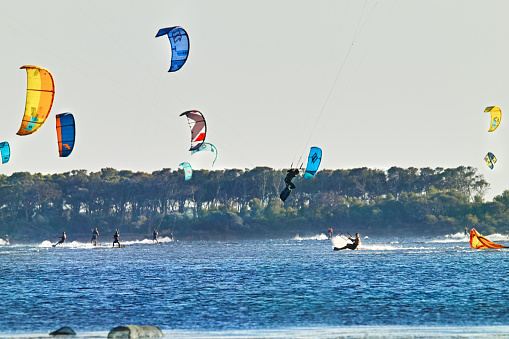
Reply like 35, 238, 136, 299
1, 0, 509, 200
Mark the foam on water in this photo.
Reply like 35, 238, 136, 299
292, 233, 329, 241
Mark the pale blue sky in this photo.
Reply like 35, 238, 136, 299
0, 1, 508, 199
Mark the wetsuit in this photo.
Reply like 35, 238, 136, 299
113, 232, 121, 247
55, 233, 66, 246
153, 230, 159, 243
284, 169, 299, 190
91, 229, 99, 246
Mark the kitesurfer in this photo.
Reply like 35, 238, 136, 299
113, 230, 121, 248
284, 168, 300, 190
91, 228, 99, 246
54, 232, 66, 247
5, 234, 9, 245
333, 233, 360, 251
153, 229, 159, 243
328, 228, 333, 239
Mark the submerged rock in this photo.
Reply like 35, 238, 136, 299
107, 325, 163, 338
49, 326, 76, 336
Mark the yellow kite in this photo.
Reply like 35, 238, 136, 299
484, 106, 501, 132
17, 65, 55, 136
469, 228, 506, 249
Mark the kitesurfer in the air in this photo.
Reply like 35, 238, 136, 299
153, 229, 159, 244
113, 230, 121, 248
333, 233, 360, 251
284, 168, 300, 190
91, 228, 99, 246
328, 228, 333, 239
54, 232, 66, 247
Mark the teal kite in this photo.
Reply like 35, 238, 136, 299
179, 162, 193, 180
191, 142, 218, 166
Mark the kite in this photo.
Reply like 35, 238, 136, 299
0, 142, 10, 164
56, 113, 75, 157
179, 162, 193, 180
155, 26, 190, 72
303, 147, 322, 179
17, 65, 55, 136
485, 106, 502, 132
484, 152, 497, 170
469, 228, 506, 249
180, 110, 206, 151
191, 142, 218, 166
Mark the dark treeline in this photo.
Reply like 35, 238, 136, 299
1, 165, 508, 243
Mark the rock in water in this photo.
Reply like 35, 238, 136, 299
107, 325, 163, 338
49, 326, 76, 336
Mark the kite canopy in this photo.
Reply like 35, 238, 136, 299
17, 65, 55, 136
191, 142, 218, 166
485, 106, 502, 132
469, 228, 506, 249
179, 162, 193, 180
484, 152, 497, 170
155, 26, 190, 72
304, 147, 322, 179
56, 113, 75, 157
0, 142, 10, 164
180, 110, 206, 151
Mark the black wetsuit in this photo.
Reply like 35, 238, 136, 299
284, 169, 299, 190
113, 232, 121, 247
153, 230, 158, 243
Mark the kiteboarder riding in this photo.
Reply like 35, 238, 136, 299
54, 232, 66, 247
153, 229, 159, 244
113, 230, 121, 248
91, 228, 99, 246
334, 233, 360, 251
284, 168, 300, 190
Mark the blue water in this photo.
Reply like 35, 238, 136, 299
2, 233, 509, 338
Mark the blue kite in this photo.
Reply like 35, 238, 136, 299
156, 26, 190, 72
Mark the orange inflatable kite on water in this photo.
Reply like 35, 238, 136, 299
469, 228, 506, 249
17, 65, 55, 136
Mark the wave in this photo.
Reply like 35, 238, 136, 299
293, 233, 329, 241
38, 237, 174, 248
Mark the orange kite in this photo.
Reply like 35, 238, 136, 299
469, 228, 506, 249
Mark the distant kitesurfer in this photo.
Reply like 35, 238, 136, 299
170, 232, 174, 241
284, 168, 300, 190
153, 229, 159, 243
91, 228, 99, 246
333, 233, 360, 251
113, 230, 121, 248
54, 232, 66, 247
5, 234, 10, 245
464, 227, 468, 236
328, 228, 333, 239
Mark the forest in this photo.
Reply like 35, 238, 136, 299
1, 165, 508, 243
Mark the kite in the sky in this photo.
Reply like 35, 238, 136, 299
179, 162, 193, 180
0, 142, 10, 164
56, 113, 75, 157
180, 110, 206, 151
469, 228, 506, 249
303, 147, 322, 179
484, 152, 497, 170
191, 142, 218, 166
155, 26, 190, 72
485, 106, 502, 132
17, 65, 55, 136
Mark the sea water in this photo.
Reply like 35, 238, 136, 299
1, 233, 509, 338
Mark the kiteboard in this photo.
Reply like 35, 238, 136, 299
280, 186, 292, 202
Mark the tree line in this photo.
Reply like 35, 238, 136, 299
0, 165, 507, 243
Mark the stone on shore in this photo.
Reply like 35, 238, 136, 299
107, 325, 163, 338
49, 326, 76, 336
